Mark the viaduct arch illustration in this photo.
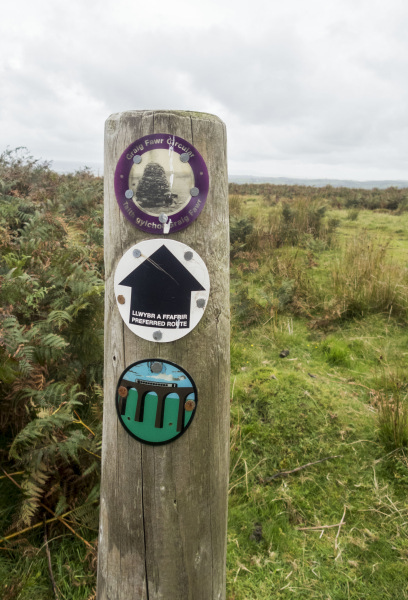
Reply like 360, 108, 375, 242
118, 378, 195, 432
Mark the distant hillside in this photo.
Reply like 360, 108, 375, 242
51, 161, 408, 190
228, 175, 408, 190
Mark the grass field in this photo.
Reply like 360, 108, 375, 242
227, 196, 408, 599
1, 160, 408, 599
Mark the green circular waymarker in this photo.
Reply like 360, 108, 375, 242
116, 359, 197, 445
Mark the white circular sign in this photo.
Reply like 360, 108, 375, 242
114, 239, 210, 343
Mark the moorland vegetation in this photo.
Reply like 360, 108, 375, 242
1, 148, 408, 599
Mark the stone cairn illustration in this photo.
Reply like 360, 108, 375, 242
136, 163, 177, 208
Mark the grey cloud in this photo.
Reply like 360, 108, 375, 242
1, 0, 408, 178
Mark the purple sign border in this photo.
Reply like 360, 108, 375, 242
114, 133, 209, 234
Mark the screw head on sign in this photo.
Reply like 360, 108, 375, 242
118, 386, 128, 398
159, 213, 168, 224
196, 298, 206, 309
180, 153, 190, 163
153, 331, 162, 341
190, 187, 199, 197
117, 295, 125, 305
184, 399, 196, 412
150, 361, 163, 373
133, 155, 142, 164
125, 189, 134, 199
133, 248, 141, 258
184, 251, 193, 261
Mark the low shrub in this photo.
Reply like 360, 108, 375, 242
330, 234, 408, 318
230, 216, 254, 256
346, 208, 360, 221
377, 373, 408, 450
239, 197, 337, 252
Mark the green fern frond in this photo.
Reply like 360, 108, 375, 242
71, 501, 99, 531
57, 430, 89, 462
47, 309, 73, 329
31, 465, 49, 486
18, 463, 50, 525
41, 333, 69, 350
55, 494, 69, 516
21, 382, 85, 407
81, 461, 100, 479
9, 388, 84, 460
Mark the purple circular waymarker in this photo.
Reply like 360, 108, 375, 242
114, 134, 209, 234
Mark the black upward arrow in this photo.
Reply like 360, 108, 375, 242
119, 245, 205, 329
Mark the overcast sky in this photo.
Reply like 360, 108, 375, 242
1, 0, 407, 180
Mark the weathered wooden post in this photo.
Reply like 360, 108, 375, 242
97, 111, 230, 600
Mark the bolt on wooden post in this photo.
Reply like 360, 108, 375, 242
97, 111, 230, 600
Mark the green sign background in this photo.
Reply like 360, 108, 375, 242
119, 389, 195, 444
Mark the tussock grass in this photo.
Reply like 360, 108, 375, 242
330, 234, 408, 319
376, 373, 408, 451
229, 195, 337, 258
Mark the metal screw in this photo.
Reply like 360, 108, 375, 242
150, 361, 163, 373
196, 298, 206, 309
184, 251, 193, 261
159, 213, 168, 224
118, 386, 128, 398
117, 295, 125, 305
133, 155, 142, 164
153, 331, 162, 341
180, 153, 190, 163
190, 187, 199, 197
184, 400, 196, 411
125, 189, 134, 199
133, 248, 141, 258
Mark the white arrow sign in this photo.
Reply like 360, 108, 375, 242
114, 239, 210, 343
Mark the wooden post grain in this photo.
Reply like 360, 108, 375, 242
97, 111, 230, 600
